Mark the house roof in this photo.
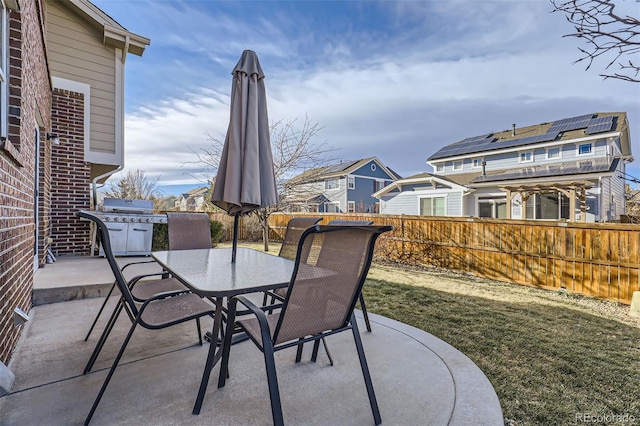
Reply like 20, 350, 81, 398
373, 172, 469, 198
65, 0, 151, 56
428, 112, 630, 161
287, 157, 401, 185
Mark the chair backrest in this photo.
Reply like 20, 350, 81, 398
167, 212, 212, 250
327, 219, 374, 226
77, 211, 139, 317
277, 217, 322, 260
273, 225, 392, 345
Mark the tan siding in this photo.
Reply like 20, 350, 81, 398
47, 2, 116, 156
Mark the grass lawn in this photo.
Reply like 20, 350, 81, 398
365, 263, 640, 425
225, 241, 640, 424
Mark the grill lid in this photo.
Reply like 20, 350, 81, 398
102, 198, 154, 214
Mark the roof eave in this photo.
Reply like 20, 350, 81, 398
67, 0, 150, 56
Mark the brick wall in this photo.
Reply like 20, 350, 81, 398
50, 88, 91, 256
0, 0, 52, 365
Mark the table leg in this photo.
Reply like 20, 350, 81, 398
193, 297, 224, 415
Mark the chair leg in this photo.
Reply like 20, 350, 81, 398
84, 318, 139, 425
351, 313, 381, 425
196, 318, 202, 346
84, 281, 117, 341
263, 340, 284, 426
311, 339, 320, 362
84, 297, 126, 374
321, 338, 334, 366
359, 294, 372, 332
295, 338, 304, 363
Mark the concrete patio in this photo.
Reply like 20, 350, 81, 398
1, 256, 503, 425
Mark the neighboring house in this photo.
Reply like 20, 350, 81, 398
174, 186, 210, 211
283, 157, 401, 213
0, 0, 148, 365
375, 112, 632, 222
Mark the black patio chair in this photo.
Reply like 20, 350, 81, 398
328, 219, 375, 332
261, 217, 322, 306
78, 210, 216, 425
219, 224, 392, 426
82, 212, 213, 374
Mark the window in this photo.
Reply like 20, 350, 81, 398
374, 179, 385, 192
435, 164, 444, 173
478, 198, 507, 218
453, 161, 463, 171
525, 193, 570, 220
547, 147, 561, 159
324, 202, 340, 213
347, 176, 355, 189
578, 143, 592, 155
519, 151, 533, 163
472, 158, 483, 168
348, 201, 355, 212
325, 178, 339, 190
0, 2, 8, 138
420, 197, 445, 216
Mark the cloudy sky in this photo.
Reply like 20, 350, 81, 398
93, 0, 640, 196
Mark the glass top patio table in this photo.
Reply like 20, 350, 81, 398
152, 247, 295, 297
151, 247, 295, 415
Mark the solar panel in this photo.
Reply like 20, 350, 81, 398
548, 114, 595, 133
585, 115, 614, 134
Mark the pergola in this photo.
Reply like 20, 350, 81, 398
499, 181, 595, 222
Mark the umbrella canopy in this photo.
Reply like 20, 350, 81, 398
212, 50, 277, 261
212, 50, 277, 216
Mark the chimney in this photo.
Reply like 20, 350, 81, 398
512, 123, 516, 136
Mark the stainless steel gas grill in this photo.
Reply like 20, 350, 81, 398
94, 198, 167, 256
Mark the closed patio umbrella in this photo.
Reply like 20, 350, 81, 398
212, 50, 277, 262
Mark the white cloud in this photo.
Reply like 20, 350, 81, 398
105, 0, 640, 190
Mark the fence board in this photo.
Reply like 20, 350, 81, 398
260, 213, 640, 305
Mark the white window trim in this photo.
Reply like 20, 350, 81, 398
546, 146, 562, 160
453, 161, 463, 171
347, 175, 355, 189
472, 158, 483, 169
324, 178, 340, 190
418, 195, 447, 216
324, 201, 340, 213
348, 201, 355, 212
519, 151, 534, 163
435, 163, 444, 173
577, 142, 593, 156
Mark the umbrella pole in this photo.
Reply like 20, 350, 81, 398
232, 214, 239, 263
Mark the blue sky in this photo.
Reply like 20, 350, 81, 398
93, 0, 640, 196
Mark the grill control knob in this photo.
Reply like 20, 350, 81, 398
114, 217, 119, 222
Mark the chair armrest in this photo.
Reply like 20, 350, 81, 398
127, 272, 169, 288
121, 259, 158, 272
234, 296, 273, 340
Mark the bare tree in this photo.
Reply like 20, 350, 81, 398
102, 169, 162, 209
191, 116, 340, 250
551, 0, 640, 82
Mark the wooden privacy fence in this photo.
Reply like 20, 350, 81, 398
267, 213, 640, 305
